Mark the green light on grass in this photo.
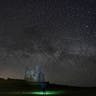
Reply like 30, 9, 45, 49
32, 91, 63, 95
9, 91, 64, 95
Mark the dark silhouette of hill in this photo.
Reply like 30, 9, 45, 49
0, 78, 95, 96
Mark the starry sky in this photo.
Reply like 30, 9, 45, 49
0, 0, 96, 87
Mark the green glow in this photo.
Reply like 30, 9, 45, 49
9, 91, 64, 95
32, 91, 63, 95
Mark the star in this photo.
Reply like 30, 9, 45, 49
87, 11, 91, 14
85, 25, 89, 28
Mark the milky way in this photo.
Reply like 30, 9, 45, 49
0, 0, 96, 86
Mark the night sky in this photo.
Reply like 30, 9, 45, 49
0, 0, 96, 87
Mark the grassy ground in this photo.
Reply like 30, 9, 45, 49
0, 79, 96, 96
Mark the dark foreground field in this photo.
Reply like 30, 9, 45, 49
0, 78, 96, 96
